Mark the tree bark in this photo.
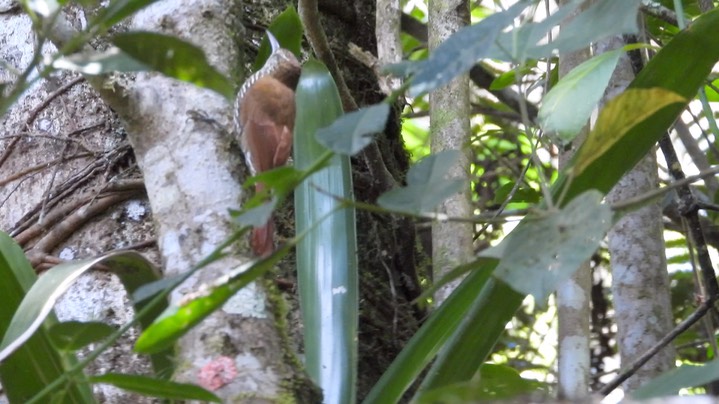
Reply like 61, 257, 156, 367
428, 0, 473, 305
602, 35, 675, 392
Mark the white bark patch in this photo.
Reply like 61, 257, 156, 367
558, 278, 586, 310
223, 282, 267, 318
557, 335, 589, 391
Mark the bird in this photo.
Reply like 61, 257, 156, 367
233, 31, 301, 257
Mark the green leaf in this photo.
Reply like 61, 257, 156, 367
91, 0, 161, 29
489, 191, 611, 304
632, 362, 719, 399
417, 364, 544, 403
377, 150, 466, 215
53, 48, 150, 75
294, 59, 359, 404
134, 248, 287, 354
0, 232, 95, 403
49, 321, 116, 351
554, 9, 719, 204
253, 6, 304, 70
0, 251, 172, 378
486, 0, 639, 62
535, 0, 640, 57
233, 198, 278, 228
316, 103, 390, 156
363, 260, 499, 403
539, 49, 623, 144
484, 0, 583, 61
90, 373, 220, 402
416, 279, 523, 394
489, 70, 518, 91
705, 78, 719, 102
569, 88, 685, 178
407, 2, 526, 96
113, 32, 234, 99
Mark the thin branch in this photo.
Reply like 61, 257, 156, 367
639, 1, 678, 26
599, 300, 714, 396
611, 165, 719, 212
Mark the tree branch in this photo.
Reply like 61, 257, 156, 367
599, 299, 714, 396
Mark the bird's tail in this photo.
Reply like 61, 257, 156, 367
251, 219, 275, 258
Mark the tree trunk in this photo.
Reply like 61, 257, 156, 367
428, 0, 473, 304
602, 35, 675, 392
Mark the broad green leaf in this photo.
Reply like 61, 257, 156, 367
49, 321, 115, 351
554, 9, 719, 204
632, 362, 719, 399
378, 150, 466, 215
135, 247, 287, 354
486, 0, 639, 62
0, 251, 172, 377
378, 181, 465, 214
569, 88, 685, 179
53, 47, 150, 75
91, 0, 161, 29
0, 232, 94, 403
363, 260, 499, 403
534, 0, 640, 57
316, 103, 390, 156
407, 149, 461, 184
705, 78, 719, 102
485, 0, 584, 61
407, 1, 527, 96
539, 49, 623, 144
489, 191, 611, 304
113, 32, 234, 99
417, 364, 544, 403
90, 373, 220, 402
294, 59, 359, 404
253, 6, 303, 70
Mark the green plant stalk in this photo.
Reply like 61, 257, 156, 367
294, 59, 359, 404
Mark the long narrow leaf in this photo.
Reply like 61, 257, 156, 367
362, 260, 496, 403
0, 250, 172, 378
294, 60, 359, 404
0, 232, 95, 403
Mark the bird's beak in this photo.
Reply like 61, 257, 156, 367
267, 31, 280, 53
